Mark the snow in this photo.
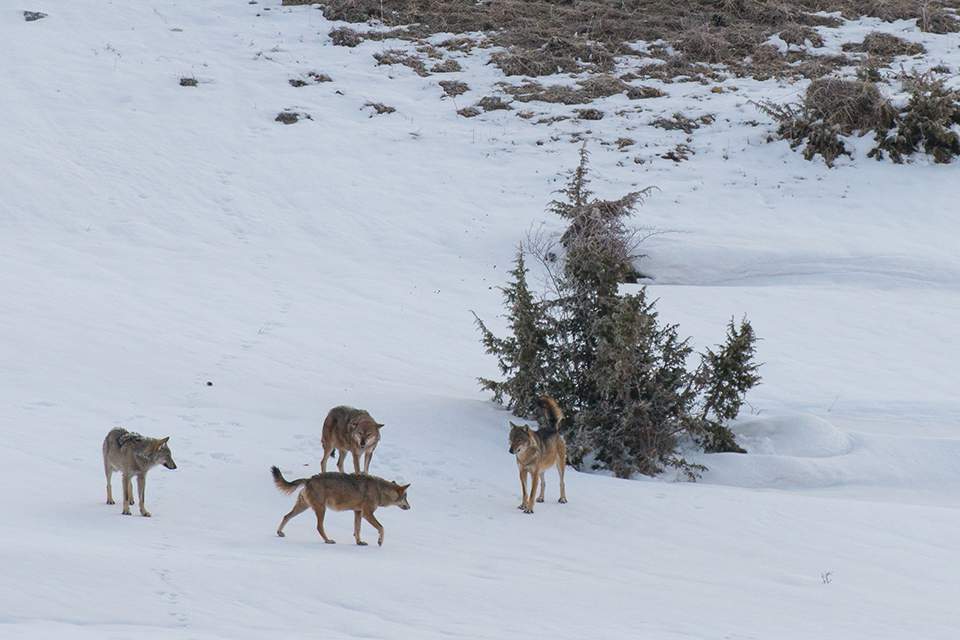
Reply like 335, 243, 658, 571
1, 1, 959, 638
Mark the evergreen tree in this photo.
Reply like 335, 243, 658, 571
473, 248, 550, 418
694, 317, 761, 453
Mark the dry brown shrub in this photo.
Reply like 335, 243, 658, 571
803, 78, 895, 132
431, 59, 463, 73
578, 74, 630, 98
575, 108, 605, 120
329, 27, 364, 47
842, 32, 926, 60
477, 95, 513, 111
502, 81, 589, 104
439, 79, 469, 97
779, 24, 824, 47
627, 85, 667, 99
365, 102, 397, 115
458, 106, 481, 117
373, 49, 430, 76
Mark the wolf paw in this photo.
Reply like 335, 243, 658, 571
356, 541, 368, 546
377, 538, 383, 547
536, 497, 544, 503
558, 497, 567, 503
277, 531, 285, 537
522, 507, 534, 514
106, 499, 115, 505
122, 510, 132, 516
141, 511, 152, 518
517, 504, 525, 510
324, 539, 336, 544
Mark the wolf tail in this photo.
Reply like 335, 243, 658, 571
538, 396, 564, 431
271, 466, 309, 494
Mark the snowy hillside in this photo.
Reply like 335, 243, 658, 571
2, 1, 959, 638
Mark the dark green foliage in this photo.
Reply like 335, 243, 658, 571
473, 249, 550, 419
695, 318, 762, 453
869, 75, 960, 164
755, 100, 851, 167
579, 291, 700, 477
475, 151, 761, 478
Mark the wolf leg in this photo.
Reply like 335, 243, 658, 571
320, 443, 333, 473
277, 492, 308, 537
104, 460, 114, 505
354, 510, 367, 545
121, 474, 132, 515
137, 474, 151, 517
336, 449, 347, 473
525, 473, 539, 514
517, 469, 529, 510
557, 459, 567, 504
351, 451, 361, 475
315, 505, 335, 543
537, 473, 546, 503
362, 508, 384, 546
363, 450, 373, 475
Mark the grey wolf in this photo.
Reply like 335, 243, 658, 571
508, 396, 568, 513
321, 406, 384, 475
102, 428, 177, 517
271, 467, 410, 546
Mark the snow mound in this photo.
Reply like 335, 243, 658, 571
734, 414, 853, 458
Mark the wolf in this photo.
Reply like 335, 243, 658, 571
102, 428, 177, 517
271, 467, 410, 546
508, 396, 568, 514
321, 406, 384, 475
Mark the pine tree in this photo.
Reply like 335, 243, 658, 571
694, 317, 761, 453
473, 249, 550, 418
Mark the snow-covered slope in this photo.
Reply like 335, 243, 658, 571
2, 2, 959, 638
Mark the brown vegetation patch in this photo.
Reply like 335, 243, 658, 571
439, 80, 469, 97
779, 24, 825, 47
329, 27, 364, 47
365, 102, 397, 115
627, 85, 667, 99
292, 0, 959, 81
431, 59, 463, 73
374, 49, 430, 76
804, 78, 895, 132
457, 106, 481, 117
842, 32, 926, 61
575, 108, 605, 120
477, 95, 513, 111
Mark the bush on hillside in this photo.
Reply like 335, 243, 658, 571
474, 149, 761, 478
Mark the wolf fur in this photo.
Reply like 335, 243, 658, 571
271, 467, 410, 546
102, 427, 177, 517
321, 406, 384, 475
509, 396, 567, 513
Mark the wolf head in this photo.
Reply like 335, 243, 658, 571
389, 481, 411, 510
508, 422, 534, 455
350, 416, 384, 452
153, 437, 177, 470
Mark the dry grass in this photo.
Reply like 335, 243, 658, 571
575, 108, 605, 120
374, 49, 430, 76
779, 24, 825, 47
431, 59, 462, 73
329, 26, 363, 47
457, 106, 481, 117
652, 112, 713, 133
627, 85, 667, 99
803, 78, 895, 132
291, 0, 958, 83
842, 32, 926, 61
477, 96, 513, 111
365, 102, 397, 115
439, 79, 469, 97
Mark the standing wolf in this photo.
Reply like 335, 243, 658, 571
102, 428, 177, 517
321, 406, 384, 475
271, 467, 410, 546
508, 396, 568, 514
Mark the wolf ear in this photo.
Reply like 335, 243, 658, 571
398, 483, 410, 493
377, 423, 385, 429
155, 437, 170, 449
